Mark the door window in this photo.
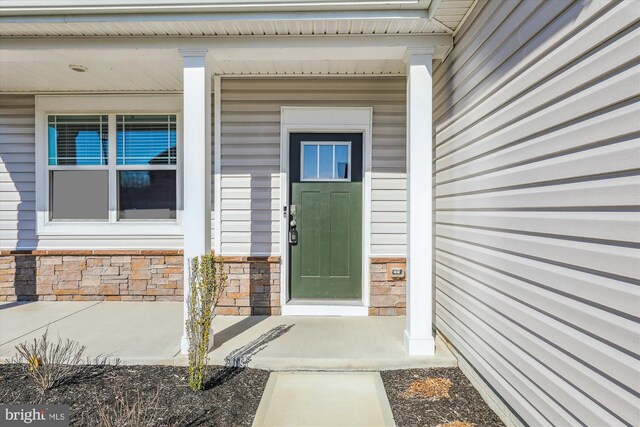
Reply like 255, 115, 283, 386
301, 142, 351, 181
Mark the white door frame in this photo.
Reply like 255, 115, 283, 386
279, 106, 373, 316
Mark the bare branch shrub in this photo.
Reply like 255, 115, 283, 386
11, 328, 119, 395
12, 328, 86, 395
186, 253, 227, 391
94, 386, 173, 427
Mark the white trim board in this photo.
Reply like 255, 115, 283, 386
279, 106, 373, 316
281, 304, 369, 316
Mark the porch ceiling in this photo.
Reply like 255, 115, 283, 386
0, 50, 185, 92
0, 34, 449, 91
0, 0, 470, 90
0, 53, 407, 92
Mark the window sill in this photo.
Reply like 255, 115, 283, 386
37, 221, 183, 236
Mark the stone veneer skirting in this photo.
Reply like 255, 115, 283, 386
0, 251, 405, 316
369, 258, 407, 316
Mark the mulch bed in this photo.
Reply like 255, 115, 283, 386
0, 364, 269, 426
381, 368, 505, 427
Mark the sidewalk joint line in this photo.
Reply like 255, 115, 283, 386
0, 301, 103, 347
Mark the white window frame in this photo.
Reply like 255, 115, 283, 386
35, 95, 183, 236
300, 140, 352, 182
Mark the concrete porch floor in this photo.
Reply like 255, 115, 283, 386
0, 302, 456, 370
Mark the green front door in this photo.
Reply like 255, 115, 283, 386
289, 133, 363, 300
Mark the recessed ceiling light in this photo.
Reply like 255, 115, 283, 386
69, 64, 88, 72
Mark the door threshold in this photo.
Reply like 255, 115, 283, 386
282, 301, 368, 316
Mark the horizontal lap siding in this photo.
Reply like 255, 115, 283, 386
0, 94, 182, 250
433, 1, 640, 426
2, 78, 406, 252
220, 77, 406, 256
0, 95, 36, 249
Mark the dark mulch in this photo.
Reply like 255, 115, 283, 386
0, 364, 269, 426
381, 368, 504, 427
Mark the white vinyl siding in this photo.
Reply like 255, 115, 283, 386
220, 77, 406, 256
433, 1, 640, 427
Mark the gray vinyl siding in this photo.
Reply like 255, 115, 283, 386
0, 95, 36, 250
433, 1, 640, 426
1, 78, 406, 253
0, 93, 183, 250
220, 77, 406, 256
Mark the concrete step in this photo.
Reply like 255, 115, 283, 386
252, 371, 396, 427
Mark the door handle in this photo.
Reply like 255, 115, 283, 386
289, 221, 298, 245
289, 227, 298, 245
289, 204, 298, 245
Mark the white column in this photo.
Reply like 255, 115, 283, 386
213, 75, 222, 256
180, 49, 212, 354
404, 47, 436, 356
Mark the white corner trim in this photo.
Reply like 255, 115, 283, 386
279, 106, 373, 316
213, 75, 222, 255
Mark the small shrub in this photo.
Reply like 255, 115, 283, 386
94, 387, 172, 427
12, 328, 118, 396
12, 328, 86, 395
186, 253, 227, 391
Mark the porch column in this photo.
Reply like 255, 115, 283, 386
180, 49, 212, 354
404, 47, 436, 356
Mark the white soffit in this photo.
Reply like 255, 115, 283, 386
0, 18, 446, 37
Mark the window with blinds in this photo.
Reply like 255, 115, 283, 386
48, 115, 108, 165
46, 113, 179, 222
116, 115, 177, 165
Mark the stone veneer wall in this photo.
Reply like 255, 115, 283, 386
369, 258, 407, 316
0, 251, 184, 302
0, 251, 281, 315
216, 256, 281, 316
0, 252, 402, 316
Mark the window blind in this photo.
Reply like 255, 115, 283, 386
116, 115, 177, 165
47, 115, 108, 165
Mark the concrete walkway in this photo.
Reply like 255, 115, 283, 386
253, 372, 395, 427
0, 302, 456, 370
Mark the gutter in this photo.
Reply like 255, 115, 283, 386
0, 9, 430, 24
0, 1, 423, 16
